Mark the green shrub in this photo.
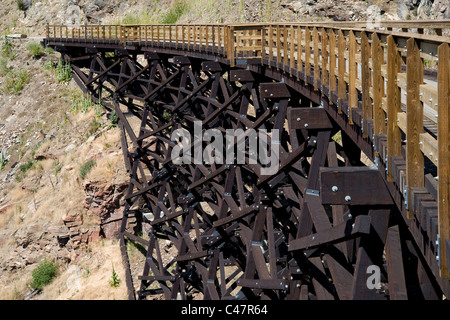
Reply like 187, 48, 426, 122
15, 159, 36, 182
3, 69, 30, 95
17, 0, 26, 11
1, 36, 14, 59
56, 59, 72, 83
0, 57, 9, 76
79, 159, 96, 179
27, 42, 44, 58
161, 0, 188, 24
30, 259, 58, 290
109, 109, 118, 128
0, 148, 8, 171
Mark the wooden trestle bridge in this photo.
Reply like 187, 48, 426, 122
45, 20, 450, 300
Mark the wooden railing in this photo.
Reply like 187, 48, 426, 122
46, 20, 450, 277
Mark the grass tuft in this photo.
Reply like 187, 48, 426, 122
161, 0, 188, 24
79, 159, 96, 179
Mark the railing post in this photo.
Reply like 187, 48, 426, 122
405, 37, 424, 219
297, 26, 302, 80
269, 25, 273, 64
313, 27, 319, 91
337, 29, 345, 114
276, 25, 281, 69
371, 32, 385, 136
321, 28, 328, 96
229, 26, 235, 67
289, 25, 295, 73
348, 30, 357, 124
182, 25, 185, 50
386, 35, 402, 181
305, 27, 311, 84
438, 43, 450, 279
361, 31, 372, 138
261, 26, 266, 65
329, 29, 336, 98
205, 25, 209, 51
157, 25, 160, 47
193, 25, 197, 51
163, 25, 166, 48
283, 25, 288, 70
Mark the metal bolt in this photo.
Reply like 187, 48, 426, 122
297, 117, 301, 121
304, 123, 309, 128
332, 186, 338, 192
345, 195, 352, 202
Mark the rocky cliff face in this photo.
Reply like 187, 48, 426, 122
8, 0, 450, 35
281, 0, 449, 22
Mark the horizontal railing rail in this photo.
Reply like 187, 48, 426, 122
45, 20, 450, 278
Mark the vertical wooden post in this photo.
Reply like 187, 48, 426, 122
283, 25, 288, 69
276, 25, 281, 69
297, 26, 302, 79
313, 27, 319, 91
163, 25, 166, 48
338, 30, 345, 114
169, 25, 172, 48
348, 31, 357, 125
406, 37, 424, 219
438, 43, 450, 279
361, 31, 372, 138
205, 25, 209, 51
151, 25, 154, 46
290, 25, 295, 73
212, 25, 215, 52
321, 28, 328, 95
305, 27, 311, 84
372, 33, 385, 136
187, 25, 191, 50
156, 25, 160, 47
269, 25, 274, 63
192, 25, 195, 50
386, 35, 402, 181
229, 26, 235, 67
223, 26, 226, 55
329, 29, 336, 97
216, 26, 220, 53
261, 26, 266, 65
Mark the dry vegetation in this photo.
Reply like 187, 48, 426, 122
0, 33, 129, 299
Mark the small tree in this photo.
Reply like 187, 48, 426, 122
108, 265, 121, 288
